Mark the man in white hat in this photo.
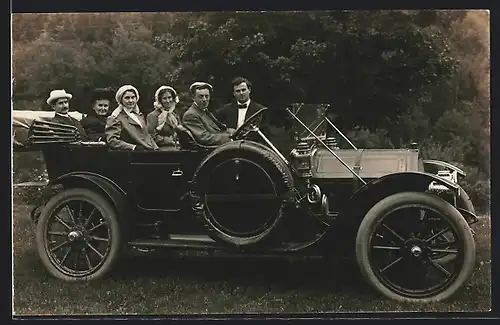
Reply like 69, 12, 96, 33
47, 89, 89, 141
182, 82, 235, 146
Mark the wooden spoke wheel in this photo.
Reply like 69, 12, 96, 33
356, 192, 476, 303
36, 188, 123, 281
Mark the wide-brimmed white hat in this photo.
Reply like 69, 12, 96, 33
189, 82, 213, 95
46, 89, 73, 105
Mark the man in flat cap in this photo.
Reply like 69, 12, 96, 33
47, 89, 89, 141
182, 82, 235, 146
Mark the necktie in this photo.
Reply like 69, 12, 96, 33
238, 104, 247, 109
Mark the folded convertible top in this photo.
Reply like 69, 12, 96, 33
12, 110, 85, 149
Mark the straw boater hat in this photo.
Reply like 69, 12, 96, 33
46, 89, 73, 105
189, 82, 213, 95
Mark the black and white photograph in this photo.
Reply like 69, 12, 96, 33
11, 9, 491, 317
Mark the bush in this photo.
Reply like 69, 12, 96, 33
12, 152, 48, 207
420, 138, 490, 214
12, 152, 48, 184
344, 127, 395, 149
460, 166, 491, 214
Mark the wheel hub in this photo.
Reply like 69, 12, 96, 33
411, 245, 422, 257
68, 230, 83, 242
405, 238, 428, 259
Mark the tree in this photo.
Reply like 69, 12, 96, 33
163, 11, 458, 132
12, 32, 96, 110
13, 21, 177, 112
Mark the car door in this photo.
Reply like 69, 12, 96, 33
128, 150, 188, 211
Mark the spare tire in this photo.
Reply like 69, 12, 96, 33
190, 140, 295, 247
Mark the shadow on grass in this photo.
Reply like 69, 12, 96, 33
117, 250, 371, 294
12, 204, 491, 316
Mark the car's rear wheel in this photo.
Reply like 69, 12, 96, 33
355, 192, 476, 303
35, 188, 123, 281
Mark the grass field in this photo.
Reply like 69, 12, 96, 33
12, 203, 491, 316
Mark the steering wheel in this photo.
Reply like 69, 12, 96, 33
231, 107, 268, 140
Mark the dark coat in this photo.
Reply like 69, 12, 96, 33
80, 113, 106, 141
214, 100, 295, 153
182, 104, 232, 146
214, 100, 267, 130
51, 113, 90, 141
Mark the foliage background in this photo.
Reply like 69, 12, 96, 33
11, 10, 490, 213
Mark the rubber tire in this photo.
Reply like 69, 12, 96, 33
458, 186, 476, 214
355, 191, 476, 303
36, 188, 123, 281
431, 185, 476, 264
192, 140, 294, 247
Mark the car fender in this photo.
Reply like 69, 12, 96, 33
321, 171, 462, 256
47, 171, 128, 221
339, 171, 459, 222
421, 159, 466, 177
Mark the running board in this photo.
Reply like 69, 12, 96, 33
127, 234, 322, 254
128, 234, 220, 250
169, 234, 216, 242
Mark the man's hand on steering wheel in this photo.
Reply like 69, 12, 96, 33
230, 107, 268, 140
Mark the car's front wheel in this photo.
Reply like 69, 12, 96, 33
428, 185, 476, 264
35, 188, 123, 281
355, 191, 476, 303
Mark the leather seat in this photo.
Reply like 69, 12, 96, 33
175, 124, 220, 150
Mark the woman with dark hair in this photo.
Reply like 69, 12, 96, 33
146, 85, 180, 148
81, 88, 114, 141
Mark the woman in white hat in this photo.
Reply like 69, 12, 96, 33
146, 85, 180, 147
105, 85, 158, 151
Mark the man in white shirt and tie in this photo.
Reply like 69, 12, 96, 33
214, 77, 296, 154
214, 77, 267, 130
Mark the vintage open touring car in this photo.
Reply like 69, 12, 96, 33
12, 106, 478, 303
